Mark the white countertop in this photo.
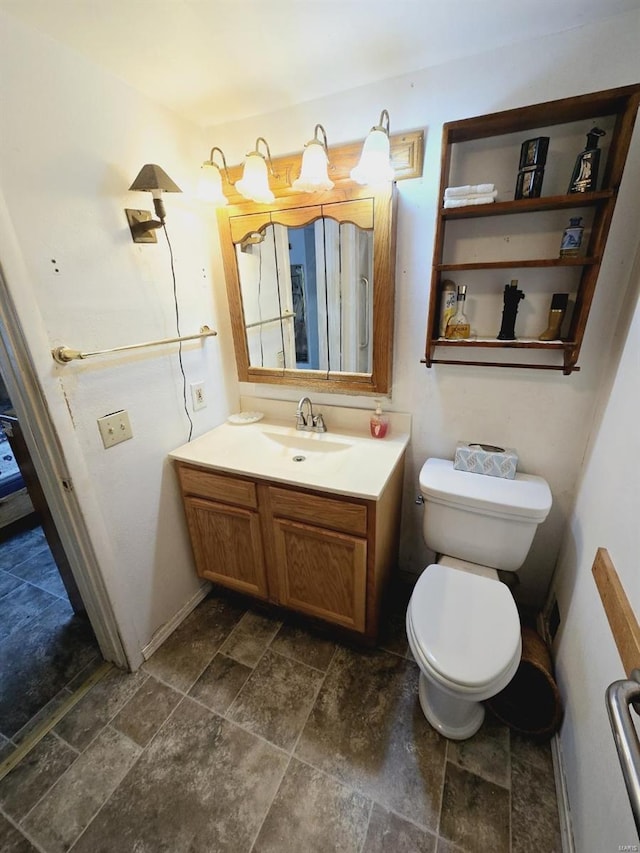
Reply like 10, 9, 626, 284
169, 413, 410, 501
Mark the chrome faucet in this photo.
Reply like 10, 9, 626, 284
295, 396, 327, 432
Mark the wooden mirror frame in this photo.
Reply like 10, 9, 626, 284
214, 130, 423, 395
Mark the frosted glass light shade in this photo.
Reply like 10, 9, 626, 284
292, 141, 334, 192
197, 163, 228, 206
236, 153, 275, 204
350, 129, 394, 185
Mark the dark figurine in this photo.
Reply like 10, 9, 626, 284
568, 127, 606, 193
497, 279, 525, 340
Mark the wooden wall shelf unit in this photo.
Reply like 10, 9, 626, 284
425, 85, 640, 375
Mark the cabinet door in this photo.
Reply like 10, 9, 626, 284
184, 496, 268, 599
273, 518, 367, 632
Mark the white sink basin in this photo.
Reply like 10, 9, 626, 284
261, 430, 351, 455
170, 416, 410, 500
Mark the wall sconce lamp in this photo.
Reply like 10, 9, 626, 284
350, 109, 395, 185
125, 164, 182, 243
198, 147, 233, 207
292, 124, 334, 192
236, 138, 277, 204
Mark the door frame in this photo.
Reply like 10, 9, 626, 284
0, 212, 127, 670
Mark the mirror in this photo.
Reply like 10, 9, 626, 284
218, 184, 397, 394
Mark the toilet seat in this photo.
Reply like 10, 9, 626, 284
408, 563, 521, 690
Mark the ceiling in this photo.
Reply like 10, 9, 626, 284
1, 0, 638, 128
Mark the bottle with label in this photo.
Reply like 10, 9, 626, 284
445, 285, 471, 339
559, 217, 584, 257
439, 279, 457, 337
370, 401, 389, 439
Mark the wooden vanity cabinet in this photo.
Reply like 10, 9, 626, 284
178, 466, 269, 600
175, 460, 404, 640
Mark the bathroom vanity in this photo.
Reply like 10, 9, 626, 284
170, 402, 410, 641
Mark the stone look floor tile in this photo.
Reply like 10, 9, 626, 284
12, 688, 74, 745
112, 675, 182, 747
0, 569, 23, 599
0, 813, 40, 852
70, 696, 289, 853
0, 598, 98, 738
142, 593, 245, 691
295, 646, 446, 831
23, 726, 141, 853
189, 652, 252, 714
270, 622, 337, 671
254, 757, 371, 853
228, 649, 325, 751
219, 610, 282, 667
0, 732, 77, 821
439, 761, 510, 853
0, 581, 59, 640
361, 802, 437, 853
7, 549, 68, 599
447, 712, 510, 788
511, 747, 562, 853
54, 667, 148, 751
0, 527, 47, 571
436, 838, 468, 853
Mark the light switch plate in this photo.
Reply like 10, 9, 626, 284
97, 410, 133, 448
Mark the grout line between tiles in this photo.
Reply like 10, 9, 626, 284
0, 803, 49, 853
356, 799, 374, 853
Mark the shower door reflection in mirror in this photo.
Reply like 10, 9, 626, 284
236, 220, 373, 374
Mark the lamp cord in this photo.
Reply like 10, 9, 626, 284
163, 223, 193, 443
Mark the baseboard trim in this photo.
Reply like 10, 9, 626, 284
537, 611, 575, 853
141, 582, 211, 662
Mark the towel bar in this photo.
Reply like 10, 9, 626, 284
52, 325, 217, 364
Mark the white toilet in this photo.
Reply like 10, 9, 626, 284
406, 457, 552, 740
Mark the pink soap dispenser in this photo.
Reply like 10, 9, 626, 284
370, 401, 389, 439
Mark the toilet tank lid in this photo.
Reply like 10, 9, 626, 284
419, 458, 552, 521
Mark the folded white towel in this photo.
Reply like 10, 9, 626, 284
445, 184, 495, 198
443, 195, 496, 209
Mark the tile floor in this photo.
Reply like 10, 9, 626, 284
0, 586, 562, 853
0, 525, 99, 741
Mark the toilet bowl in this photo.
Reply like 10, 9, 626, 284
407, 459, 552, 740
406, 558, 522, 739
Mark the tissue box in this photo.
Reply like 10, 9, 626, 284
453, 442, 518, 479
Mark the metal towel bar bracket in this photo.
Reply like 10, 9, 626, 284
51, 325, 217, 364
607, 668, 640, 836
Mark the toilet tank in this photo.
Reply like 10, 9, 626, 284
419, 458, 552, 572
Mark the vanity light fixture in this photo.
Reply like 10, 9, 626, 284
125, 163, 182, 243
236, 137, 277, 204
350, 109, 395, 185
198, 146, 233, 207
291, 124, 334, 192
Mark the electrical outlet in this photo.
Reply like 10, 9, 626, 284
97, 410, 133, 449
191, 382, 206, 411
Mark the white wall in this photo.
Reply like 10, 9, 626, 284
206, 9, 640, 605
550, 252, 640, 851
0, 11, 239, 668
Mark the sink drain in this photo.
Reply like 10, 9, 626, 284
292, 455, 306, 462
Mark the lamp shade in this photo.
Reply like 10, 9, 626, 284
197, 162, 229, 206
236, 153, 275, 204
292, 141, 334, 192
350, 128, 394, 185
128, 164, 182, 195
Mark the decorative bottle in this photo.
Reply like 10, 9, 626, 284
497, 280, 525, 340
439, 279, 457, 337
445, 285, 471, 339
559, 217, 584, 258
568, 128, 606, 193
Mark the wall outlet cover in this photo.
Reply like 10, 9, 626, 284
191, 382, 206, 411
